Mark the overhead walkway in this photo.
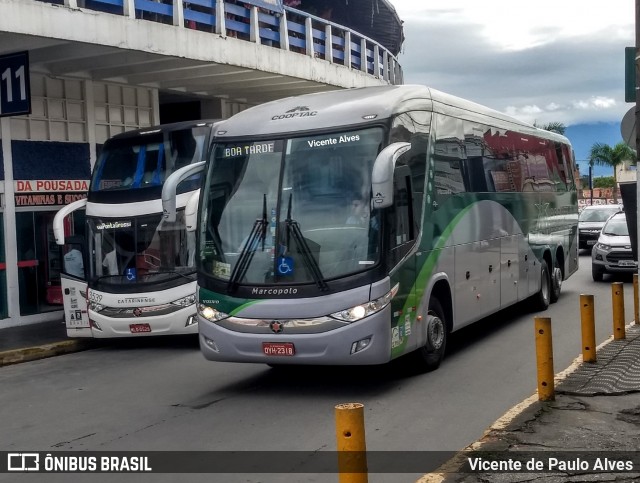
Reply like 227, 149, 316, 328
0, 0, 403, 106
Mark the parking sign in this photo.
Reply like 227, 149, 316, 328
0, 51, 30, 117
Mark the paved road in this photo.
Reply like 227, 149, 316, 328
0, 252, 635, 483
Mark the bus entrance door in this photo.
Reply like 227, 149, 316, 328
61, 236, 91, 337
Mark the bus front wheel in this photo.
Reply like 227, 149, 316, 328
412, 298, 448, 372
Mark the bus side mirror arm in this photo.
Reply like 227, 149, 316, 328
185, 189, 200, 232
371, 142, 411, 209
53, 198, 88, 245
162, 161, 205, 222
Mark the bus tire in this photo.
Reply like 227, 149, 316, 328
412, 297, 448, 372
531, 259, 551, 311
550, 265, 562, 303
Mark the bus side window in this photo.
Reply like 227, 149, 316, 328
387, 165, 415, 266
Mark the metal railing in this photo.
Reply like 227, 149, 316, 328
46, 0, 403, 84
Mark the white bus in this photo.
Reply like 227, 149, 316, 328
164, 85, 578, 370
54, 120, 217, 337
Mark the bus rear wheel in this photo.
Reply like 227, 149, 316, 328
531, 259, 551, 312
412, 298, 448, 372
550, 265, 562, 303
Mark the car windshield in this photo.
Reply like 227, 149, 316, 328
602, 216, 629, 236
579, 207, 620, 222
199, 127, 385, 287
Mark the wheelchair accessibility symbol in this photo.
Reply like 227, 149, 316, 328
125, 268, 137, 281
277, 256, 294, 276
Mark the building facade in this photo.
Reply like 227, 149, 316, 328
0, 0, 404, 327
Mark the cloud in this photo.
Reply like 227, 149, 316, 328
392, 0, 634, 127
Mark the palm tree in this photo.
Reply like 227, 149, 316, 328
536, 121, 566, 135
588, 142, 637, 202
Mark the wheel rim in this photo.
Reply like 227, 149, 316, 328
553, 267, 562, 291
426, 313, 445, 351
542, 268, 550, 302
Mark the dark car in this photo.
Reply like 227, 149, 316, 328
578, 204, 622, 250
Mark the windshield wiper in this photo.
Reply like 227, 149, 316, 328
146, 269, 196, 281
284, 195, 328, 291
227, 194, 268, 293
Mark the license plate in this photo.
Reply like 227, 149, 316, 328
130, 323, 152, 333
618, 260, 637, 267
587, 240, 596, 245
262, 342, 295, 356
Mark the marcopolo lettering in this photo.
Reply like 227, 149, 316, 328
251, 287, 298, 295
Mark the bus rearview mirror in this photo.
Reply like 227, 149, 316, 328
371, 142, 410, 209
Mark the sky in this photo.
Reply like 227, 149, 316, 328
389, 0, 635, 176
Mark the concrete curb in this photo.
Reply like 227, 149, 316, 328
415, 326, 630, 483
0, 340, 95, 367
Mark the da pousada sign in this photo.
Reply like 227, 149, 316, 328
14, 179, 89, 206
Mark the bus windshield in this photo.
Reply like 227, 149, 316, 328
91, 125, 210, 193
200, 127, 385, 286
87, 211, 196, 286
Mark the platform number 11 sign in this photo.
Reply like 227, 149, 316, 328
0, 51, 30, 118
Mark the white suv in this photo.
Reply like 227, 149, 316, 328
579, 204, 623, 250
591, 211, 638, 281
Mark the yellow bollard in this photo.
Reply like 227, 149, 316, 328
611, 282, 626, 340
534, 317, 555, 401
335, 403, 368, 483
579, 294, 597, 363
634, 274, 639, 325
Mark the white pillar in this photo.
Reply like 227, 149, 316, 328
305, 17, 314, 57
325, 24, 333, 63
173, 0, 185, 27
1, 118, 19, 324
279, 11, 289, 50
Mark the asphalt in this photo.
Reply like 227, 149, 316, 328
1, 319, 640, 481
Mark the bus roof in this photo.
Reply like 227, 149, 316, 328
213, 85, 570, 145
106, 119, 219, 142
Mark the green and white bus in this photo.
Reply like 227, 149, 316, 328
163, 85, 578, 371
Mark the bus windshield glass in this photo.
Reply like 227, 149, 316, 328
91, 125, 210, 193
200, 127, 385, 286
87, 211, 196, 285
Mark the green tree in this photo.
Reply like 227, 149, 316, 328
593, 176, 615, 188
588, 142, 637, 202
535, 121, 566, 135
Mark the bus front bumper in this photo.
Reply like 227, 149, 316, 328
88, 305, 198, 338
198, 306, 392, 365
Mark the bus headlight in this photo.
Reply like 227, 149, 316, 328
89, 302, 105, 312
198, 303, 229, 322
330, 284, 399, 323
172, 294, 196, 307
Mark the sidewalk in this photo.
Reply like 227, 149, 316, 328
0, 319, 95, 366
419, 323, 640, 482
